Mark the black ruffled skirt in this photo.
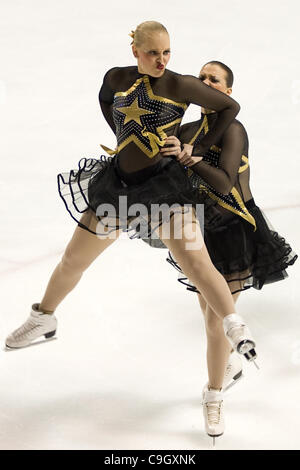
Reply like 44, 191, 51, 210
166, 198, 297, 294
57, 155, 218, 239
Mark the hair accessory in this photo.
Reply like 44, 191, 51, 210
129, 30, 135, 45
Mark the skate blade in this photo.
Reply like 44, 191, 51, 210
243, 348, 259, 365
4, 336, 57, 352
208, 433, 223, 447
223, 372, 244, 392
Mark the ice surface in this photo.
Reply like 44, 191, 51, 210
0, 0, 299, 450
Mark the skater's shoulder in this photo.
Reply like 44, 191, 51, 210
102, 65, 148, 88
232, 118, 246, 131
102, 66, 126, 82
225, 119, 248, 139
219, 119, 249, 155
163, 68, 190, 84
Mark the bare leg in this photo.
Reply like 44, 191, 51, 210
40, 222, 120, 312
199, 292, 241, 390
159, 209, 236, 320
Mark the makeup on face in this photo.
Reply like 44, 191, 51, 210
199, 64, 231, 114
143, 48, 170, 70
199, 64, 228, 92
135, 33, 170, 76
199, 73, 220, 84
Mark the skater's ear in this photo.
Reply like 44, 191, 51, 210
132, 45, 139, 58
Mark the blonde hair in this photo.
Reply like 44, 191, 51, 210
129, 21, 168, 47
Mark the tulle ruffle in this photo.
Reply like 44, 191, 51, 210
166, 200, 298, 294
57, 155, 217, 239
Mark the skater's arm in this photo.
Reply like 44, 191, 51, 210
99, 68, 120, 133
191, 121, 245, 194
177, 75, 240, 154
99, 101, 115, 133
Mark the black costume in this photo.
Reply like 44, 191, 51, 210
166, 112, 297, 294
57, 67, 240, 239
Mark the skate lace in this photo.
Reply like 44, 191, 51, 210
14, 319, 42, 339
206, 401, 222, 425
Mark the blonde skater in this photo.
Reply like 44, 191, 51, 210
6, 21, 257, 443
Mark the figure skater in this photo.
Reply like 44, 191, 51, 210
158, 60, 297, 442
6, 22, 258, 444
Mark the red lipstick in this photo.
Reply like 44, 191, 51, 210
157, 64, 164, 70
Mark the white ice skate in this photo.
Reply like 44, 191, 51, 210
223, 351, 243, 392
202, 385, 224, 446
5, 303, 57, 349
223, 314, 258, 368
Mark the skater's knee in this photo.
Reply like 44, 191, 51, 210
183, 256, 209, 284
60, 246, 89, 274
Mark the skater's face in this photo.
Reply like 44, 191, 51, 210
199, 64, 232, 95
132, 32, 171, 77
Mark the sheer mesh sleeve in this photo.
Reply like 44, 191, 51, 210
176, 75, 240, 153
98, 67, 120, 133
191, 121, 246, 194
96, 67, 241, 175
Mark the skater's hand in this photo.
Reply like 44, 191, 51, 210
185, 156, 203, 166
160, 136, 181, 156
176, 144, 203, 167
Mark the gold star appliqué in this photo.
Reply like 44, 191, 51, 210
112, 76, 187, 157
116, 96, 155, 126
